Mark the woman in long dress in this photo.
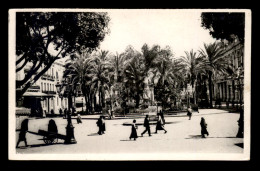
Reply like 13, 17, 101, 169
187, 106, 192, 120
200, 117, 209, 138
155, 112, 167, 134
16, 119, 29, 148
129, 119, 138, 140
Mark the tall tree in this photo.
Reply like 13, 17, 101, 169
63, 52, 95, 113
201, 12, 245, 43
91, 50, 111, 111
199, 42, 228, 107
124, 54, 145, 108
180, 50, 207, 104
16, 12, 110, 99
152, 49, 183, 109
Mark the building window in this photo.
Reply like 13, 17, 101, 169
56, 72, 59, 81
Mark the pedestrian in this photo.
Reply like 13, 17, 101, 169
48, 119, 58, 134
108, 108, 112, 119
77, 114, 82, 124
96, 116, 103, 135
200, 117, 209, 138
155, 111, 167, 134
101, 116, 106, 134
187, 106, 192, 120
16, 119, 29, 148
141, 115, 151, 137
64, 108, 67, 119
236, 104, 244, 138
59, 108, 63, 117
129, 119, 138, 140
111, 108, 114, 118
72, 107, 76, 116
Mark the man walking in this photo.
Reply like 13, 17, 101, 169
141, 115, 151, 137
16, 119, 29, 148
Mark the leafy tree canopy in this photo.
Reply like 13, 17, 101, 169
201, 13, 245, 43
16, 12, 110, 97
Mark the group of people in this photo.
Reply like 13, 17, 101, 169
16, 106, 212, 148
129, 110, 168, 141
16, 119, 58, 148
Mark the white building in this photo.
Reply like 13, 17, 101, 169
16, 58, 69, 116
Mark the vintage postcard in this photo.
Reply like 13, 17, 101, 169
8, 9, 251, 160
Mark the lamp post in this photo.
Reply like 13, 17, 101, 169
56, 82, 77, 144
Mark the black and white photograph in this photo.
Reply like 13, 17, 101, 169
8, 9, 251, 160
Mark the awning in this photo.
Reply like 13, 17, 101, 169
23, 91, 54, 97
16, 107, 31, 115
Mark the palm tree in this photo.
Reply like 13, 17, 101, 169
151, 53, 184, 109
124, 54, 145, 108
91, 50, 111, 112
64, 52, 95, 113
180, 49, 207, 105
199, 42, 228, 107
107, 52, 128, 107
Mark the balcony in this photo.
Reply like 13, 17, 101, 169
29, 85, 40, 90
42, 90, 56, 95
41, 74, 47, 80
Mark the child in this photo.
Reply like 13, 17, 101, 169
129, 119, 138, 140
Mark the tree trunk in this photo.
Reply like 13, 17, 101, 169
208, 72, 213, 108
135, 94, 140, 108
17, 58, 56, 99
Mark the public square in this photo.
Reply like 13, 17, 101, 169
11, 10, 249, 161
16, 109, 243, 154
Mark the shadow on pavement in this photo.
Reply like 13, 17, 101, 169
122, 121, 181, 126
235, 143, 244, 148
87, 133, 101, 136
17, 142, 64, 148
120, 139, 137, 141
186, 135, 239, 139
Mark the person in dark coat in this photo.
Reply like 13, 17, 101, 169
187, 106, 192, 120
129, 119, 138, 140
141, 115, 151, 136
64, 108, 67, 119
96, 116, 103, 135
16, 119, 29, 148
200, 117, 209, 138
236, 105, 244, 138
59, 108, 63, 116
48, 119, 58, 134
101, 116, 106, 134
77, 114, 82, 124
155, 111, 167, 134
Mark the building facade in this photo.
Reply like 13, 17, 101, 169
212, 40, 244, 108
16, 58, 69, 116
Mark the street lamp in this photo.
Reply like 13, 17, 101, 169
56, 81, 77, 144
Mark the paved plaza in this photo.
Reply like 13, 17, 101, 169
15, 109, 243, 154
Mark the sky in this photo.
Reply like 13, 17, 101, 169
99, 10, 217, 58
